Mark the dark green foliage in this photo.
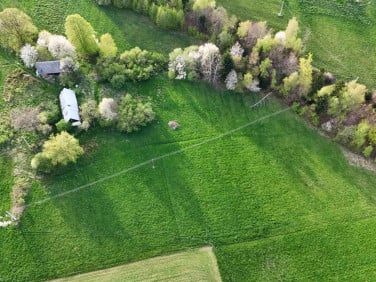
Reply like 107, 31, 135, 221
110, 74, 127, 90
221, 51, 234, 79
365, 90, 373, 103
55, 119, 72, 133
117, 93, 155, 133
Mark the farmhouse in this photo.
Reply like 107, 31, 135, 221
35, 61, 61, 76
59, 88, 81, 126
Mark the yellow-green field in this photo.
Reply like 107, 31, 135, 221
51, 247, 221, 282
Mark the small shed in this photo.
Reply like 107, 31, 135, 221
59, 88, 81, 126
35, 61, 61, 76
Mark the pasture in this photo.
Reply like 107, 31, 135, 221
1, 0, 376, 281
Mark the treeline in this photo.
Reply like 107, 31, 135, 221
97, 0, 376, 161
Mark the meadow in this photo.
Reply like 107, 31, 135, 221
1, 0, 376, 281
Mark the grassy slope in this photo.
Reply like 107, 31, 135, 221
1, 78, 376, 281
217, 0, 376, 88
51, 247, 221, 282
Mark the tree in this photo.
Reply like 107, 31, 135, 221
298, 53, 313, 96
285, 17, 302, 53
99, 98, 118, 121
225, 70, 238, 90
117, 94, 155, 133
48, 35, 75, 59
65, 14, 99, 56
328, 80, 366, 116
0, 8, 38, 52
20, 44, 38, 68
31, 131, 83, 171
37, 30, 52, 48
198, 43, 222, 84
98, 33, 118, 58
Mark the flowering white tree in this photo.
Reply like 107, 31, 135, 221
198, 43, 222, 84
99, 98, 118, 121
174, 56, 187, 80
225, 70, 238, 90
37, 30, 52, 48
230, 41, 244, 58
48, 35, 75, 59
168, 46, 200, 80
20, 44, 38, 67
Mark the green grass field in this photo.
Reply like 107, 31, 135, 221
217, 0, 376, 88
1, 0, 376, 281
1, 77, 376, 281
51, 247, 221, 282
0, 156, 13, 215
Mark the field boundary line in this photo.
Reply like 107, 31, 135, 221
27, 106, 291, 207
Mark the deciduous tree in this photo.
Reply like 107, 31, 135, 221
0, 8, 38, 52
65, 14, 99, 56
31, 131, 83, 171
20, 44, 38, 68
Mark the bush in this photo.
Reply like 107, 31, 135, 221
117, 94, 155, 133
110, 74, 126, 89
55, 119, 72, 132
99, 98, 118, 124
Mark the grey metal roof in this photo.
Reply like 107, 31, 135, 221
35, 61, 61, 75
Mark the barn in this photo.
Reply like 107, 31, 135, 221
35, 61, 61, 76
59, 88, 81, 126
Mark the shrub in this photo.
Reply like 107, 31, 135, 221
363, 146, 373, 158
225, 70, 238, 90
99, 98, 118, 122
20, 44, 38, 68
55, 119, 72, 132
110, 74, 127, 89
99, 33, 118, 58
79, 100, 99, 130
117, 94, 155, 133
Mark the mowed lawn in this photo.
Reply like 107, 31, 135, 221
217, 0, 376, 88
1, 78, 376, 281
51, 247, 221, 282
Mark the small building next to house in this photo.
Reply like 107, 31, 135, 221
35, 61, 61, 76
59, 88, 81, 126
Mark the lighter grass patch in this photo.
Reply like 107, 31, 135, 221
51, 247, 221, 282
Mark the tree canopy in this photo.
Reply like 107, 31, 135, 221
31, 131, 84, 171
65, 14, 99, 56
0, 8, 38, 52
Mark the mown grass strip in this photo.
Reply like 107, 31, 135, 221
51, 247, 221, 282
